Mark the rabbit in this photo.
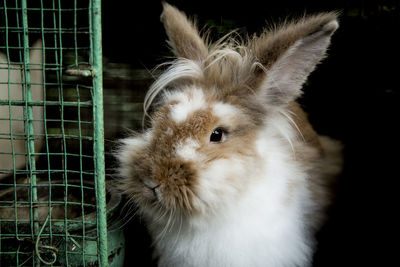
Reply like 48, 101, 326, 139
115, 3, 343, 267
0, 40, 43, 179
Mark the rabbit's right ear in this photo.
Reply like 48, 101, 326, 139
161, 2, 208, 61
250, 13, 339, 106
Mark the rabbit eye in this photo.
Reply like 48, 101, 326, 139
210, 127, 226, 143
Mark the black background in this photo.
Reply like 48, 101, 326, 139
102, 1, 399, 266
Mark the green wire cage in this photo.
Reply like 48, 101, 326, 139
0, 0, 122, 266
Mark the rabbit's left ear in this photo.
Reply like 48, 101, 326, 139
161, 2, 208, 61
251, 13, 339, 106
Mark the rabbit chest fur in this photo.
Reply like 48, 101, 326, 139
115, 3, 343, 267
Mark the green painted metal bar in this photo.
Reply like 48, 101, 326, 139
0, 1, 113, 265
91, 0, 108, 266
0, 100, 93, 107
21, 1, 40, 266
54, 1, 70, 264
75, 0, 87, 259
3, 0, 24, 252
38, 2, 53, 257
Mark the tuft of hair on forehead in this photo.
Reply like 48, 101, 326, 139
143, 35, 259, 116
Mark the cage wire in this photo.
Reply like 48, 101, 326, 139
0, 0, 108, 266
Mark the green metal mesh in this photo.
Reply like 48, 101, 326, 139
0, 0, 107, 266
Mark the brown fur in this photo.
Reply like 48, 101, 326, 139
161, 2, 208, 61
117, 84, 265, 214
159, 3, 335, 165
250, 12, 339, 70
149, 98, 261, 212
288, 102, 323, 157
116, 3, 341, 225
161, 9, 338, 95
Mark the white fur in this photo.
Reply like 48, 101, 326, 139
166, 127, 173, 135
147, 113, 316, 267
143, 59, 203, 116
167, 88, 206, 123
120, 8, 341, 267
117, 131, 152, 178
212, 102, 242, 126
175, 138, 200, 161
119, 131, 151, 152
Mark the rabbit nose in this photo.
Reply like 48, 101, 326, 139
143, 180, 161, 195
150, 184, 162, 201
144, 181, 161, 200
151, 184, 161, 195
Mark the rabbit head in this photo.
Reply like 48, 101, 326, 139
116, 3, 338, 219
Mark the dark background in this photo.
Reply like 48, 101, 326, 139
101, 0, 399, 266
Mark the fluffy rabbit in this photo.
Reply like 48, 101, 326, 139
116, 3, 342, 267
0, 40, 43, 179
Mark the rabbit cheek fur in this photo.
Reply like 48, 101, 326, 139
118, 88, 263, 215
116, 3, 343, 267
118, 99, 316, 267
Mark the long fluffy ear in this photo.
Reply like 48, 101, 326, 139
251, 13, 339, 106
161, 2, 208, 61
